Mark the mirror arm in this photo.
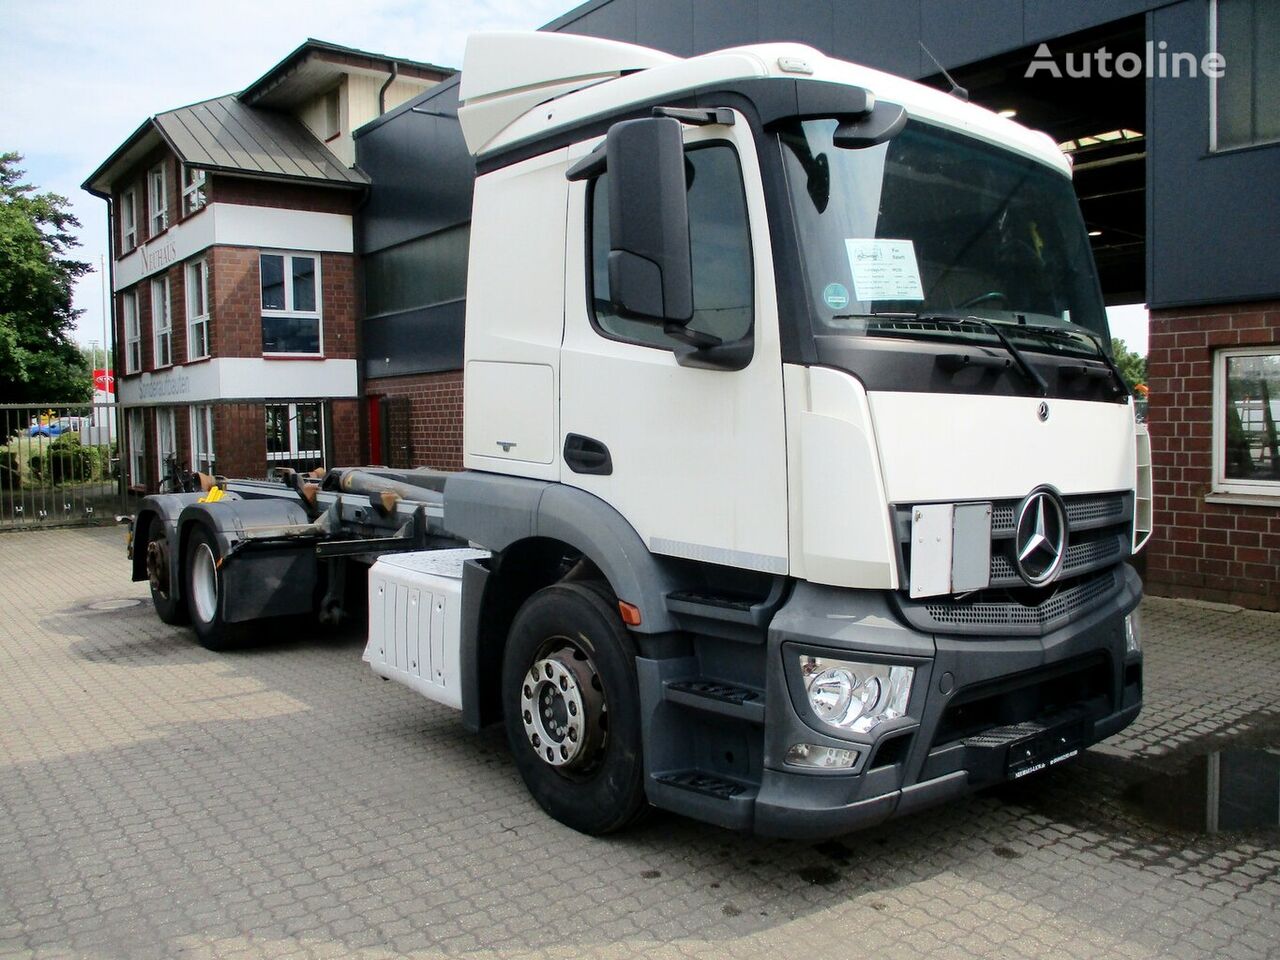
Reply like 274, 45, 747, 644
662, 323, 721, 349
652, 106, 736, 127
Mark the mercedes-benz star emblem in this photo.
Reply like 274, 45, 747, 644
1014, 489, 1067, 586
1037, 401, 1050, 422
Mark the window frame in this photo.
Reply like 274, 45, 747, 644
322, 88, 341, 141
1211, 345, 1280, 497
264, 402, 325, 468
151, 276, 172, 369
259, 251, 323, 356
122, 290, 141, 374
583, 137, 756, 356
182, 165, 207, 216
127, 408, 147, 488
155, 407, 177, 488
190, 404, 215, 473
1209, 0, 1280, 152
148, 162, 168, 236
186, 259, 210, 361
121, 188, 137, 252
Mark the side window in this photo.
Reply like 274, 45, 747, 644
590, 142, 753, 350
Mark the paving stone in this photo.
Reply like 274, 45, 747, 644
0, 528, 1277, 959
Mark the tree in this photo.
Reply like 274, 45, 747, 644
0, 153, 92, 403
1111, 337, 1146, 391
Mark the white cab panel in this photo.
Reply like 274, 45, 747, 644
558, 117, 789, 576
783, 365, 898, 589
464, 361, 555, 464
868, 392, 1136, 504
463, 148, 569, 482
364, 549, 490, 710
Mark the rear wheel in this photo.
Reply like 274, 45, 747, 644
184, 526, 248, 651
502, 582, 648, 835
144, 518, 188, 625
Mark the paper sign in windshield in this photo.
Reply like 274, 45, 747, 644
845, 239, 924, 302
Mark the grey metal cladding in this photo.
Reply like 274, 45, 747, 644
441, 471, 679, 633
154, 95, 367, 186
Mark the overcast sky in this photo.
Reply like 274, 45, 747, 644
0, 0, 1148, 357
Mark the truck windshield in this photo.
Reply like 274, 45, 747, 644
778, 117, 1110, 357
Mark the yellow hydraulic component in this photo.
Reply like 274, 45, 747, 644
198, 485, 226, 503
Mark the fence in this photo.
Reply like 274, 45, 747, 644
0, 402, 129, 530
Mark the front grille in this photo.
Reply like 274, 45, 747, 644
923, 569, 1117, 629
893, 490, 1133, 636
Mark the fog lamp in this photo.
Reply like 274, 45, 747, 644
798, 655, 913, 734
1124, 609, 1142, 655
785, 743, 860, 769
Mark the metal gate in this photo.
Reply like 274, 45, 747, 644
0, 402, 129, 529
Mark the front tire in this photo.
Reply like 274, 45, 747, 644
184, 526, 248, 651
502, 582, 648, 835
144, 518, 188, 625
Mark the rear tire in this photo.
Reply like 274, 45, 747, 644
144, 518, 188, 625
184, 526, 249, 651
502, 582, 648, 835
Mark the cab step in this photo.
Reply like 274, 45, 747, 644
649, 769, 758, 831
664, 678, 765, 724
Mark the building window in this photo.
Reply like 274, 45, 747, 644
155, 407, 177, 489
265, 402, 324, 472
589, 142, 754, 351
1215, 348, 1280, 495
190, 405, 215, 474
1212, 0, 1280, 150
121, 188, 137, 252
182, 165, 207, 216
260, 252, 321, 355
148, 163, 168, 236
323, 89, 341, 140
187, 259, 210, 360
151, 276, 172, 368
123, 290, 141, 374
127, 409, 146, 487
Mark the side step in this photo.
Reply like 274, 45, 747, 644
649, 770, 757, 831
664, 678, 765, 724
664, 579, 787, 644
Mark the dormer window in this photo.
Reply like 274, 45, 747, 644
182, 165, 207, 216
323, 89, 340, 140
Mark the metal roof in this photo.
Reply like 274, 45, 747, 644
156, 95, 368, 186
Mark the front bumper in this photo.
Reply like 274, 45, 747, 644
753, 564, 1143, 839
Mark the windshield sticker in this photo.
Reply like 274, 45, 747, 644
845, 239, 925, 301
822, 282, 850, 310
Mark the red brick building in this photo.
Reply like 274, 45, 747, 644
84, 41, 451, 491
1144, 304, 1280, 611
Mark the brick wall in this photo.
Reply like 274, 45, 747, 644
210, 176, 358, 215
365, 371, 464, 470
1144, 299, 1280, 611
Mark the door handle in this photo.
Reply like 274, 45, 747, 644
563, 434, 612, 475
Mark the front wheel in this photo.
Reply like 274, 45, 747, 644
184, 526, 249, 651
501, 582, 648, 835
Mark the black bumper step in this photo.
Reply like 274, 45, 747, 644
664, 678, 765, 724
654, 770, 753, 800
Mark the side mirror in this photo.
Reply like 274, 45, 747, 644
605, 117, 694, 324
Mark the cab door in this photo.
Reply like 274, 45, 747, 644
559, 113, 789, 576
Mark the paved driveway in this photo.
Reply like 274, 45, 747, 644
1, 527, 1277, 959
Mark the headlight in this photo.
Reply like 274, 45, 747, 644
1124, 609, 1142, 655
798, 655, 913, 734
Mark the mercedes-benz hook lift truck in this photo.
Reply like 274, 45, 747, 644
128, 33, 1153, 839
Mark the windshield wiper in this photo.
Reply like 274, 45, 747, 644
876, 313, 1048, 395
1004, 321, 1130, 397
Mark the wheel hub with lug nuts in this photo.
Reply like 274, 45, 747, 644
521, 647, 605, 770
145, 538, 170, 596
